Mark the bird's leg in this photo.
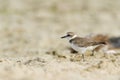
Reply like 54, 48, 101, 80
103, 52, 106, 57
81, 49, 86, 61
82, 54, 85, 61
91, 50, 95, 56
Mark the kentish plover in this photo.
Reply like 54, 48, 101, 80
61, 32, 106, 61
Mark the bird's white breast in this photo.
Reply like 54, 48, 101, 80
70, 43, 98, 53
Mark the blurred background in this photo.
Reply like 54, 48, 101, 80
0, 0, 120, 32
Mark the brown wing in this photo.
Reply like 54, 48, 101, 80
70, 37, 102, 47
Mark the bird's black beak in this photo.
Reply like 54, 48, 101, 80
61, 35, 68, 38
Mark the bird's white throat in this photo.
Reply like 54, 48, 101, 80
67, 35, 77, 40
72, 35, 77, 39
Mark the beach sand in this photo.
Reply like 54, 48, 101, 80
0, 0, 120, 80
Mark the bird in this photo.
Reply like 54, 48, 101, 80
61, 32, 106, 61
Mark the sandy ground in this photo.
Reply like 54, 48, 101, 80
0, 0, 120, 80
